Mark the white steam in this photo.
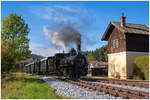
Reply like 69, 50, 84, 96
43, 26, 81, 51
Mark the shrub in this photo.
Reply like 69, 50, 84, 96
133, 56, 149, 80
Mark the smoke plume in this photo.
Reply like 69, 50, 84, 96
43, 26, 81, 51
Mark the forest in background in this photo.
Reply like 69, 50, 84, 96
86, 45, 108, 62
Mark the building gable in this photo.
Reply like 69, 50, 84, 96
108, 27, 126, 54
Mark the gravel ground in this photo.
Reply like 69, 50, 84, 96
90, 81, 149, 93
42, 76, 122, 99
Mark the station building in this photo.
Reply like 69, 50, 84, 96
101, 14, 149, 79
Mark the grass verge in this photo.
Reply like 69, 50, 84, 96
2, 72, 66, 99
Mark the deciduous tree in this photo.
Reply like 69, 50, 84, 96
2, 13, 31, 73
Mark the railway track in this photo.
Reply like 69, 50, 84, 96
80, 77, 149, 88
51, 76, 149, 99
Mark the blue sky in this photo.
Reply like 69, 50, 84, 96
2, 1, 149, 57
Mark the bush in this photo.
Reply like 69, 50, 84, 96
133, 56, 149, 80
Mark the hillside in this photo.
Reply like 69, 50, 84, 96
27, 54, 45, 61
24, 54, 45, 64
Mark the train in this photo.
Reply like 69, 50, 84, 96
25, 44, 88, 78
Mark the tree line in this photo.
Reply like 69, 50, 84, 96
86, 45, 108, 62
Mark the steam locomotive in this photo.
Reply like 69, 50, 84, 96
25, 44, 88, 78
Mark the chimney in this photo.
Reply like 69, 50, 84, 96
120, 13, 126, 27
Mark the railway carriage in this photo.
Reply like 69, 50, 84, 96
25, 63, 30, 73
47, 56, 55, 74
40, 58, 47, 74
30, 62, 34, 74
29, 64, 32, 73
34, 61, 39, 74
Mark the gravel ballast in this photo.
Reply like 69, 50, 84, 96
42, 76, 122, 99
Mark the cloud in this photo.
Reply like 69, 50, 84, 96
31, 5, 100, 52
56, 6, 78, 12
29, 42, 59, 57
31, 6, 88, 28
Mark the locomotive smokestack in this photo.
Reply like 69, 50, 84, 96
77, 43, 81, 53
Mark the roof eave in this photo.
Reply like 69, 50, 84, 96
101, 22, 112, 41
101, 22, 115, 41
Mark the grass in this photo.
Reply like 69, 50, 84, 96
1, 72, 66, 99
87, 73, 108, 79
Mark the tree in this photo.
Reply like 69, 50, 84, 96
86, 45, 108, 62
2, 13, 31, 73
86, 51, 95, 62
99, 45, 108, 61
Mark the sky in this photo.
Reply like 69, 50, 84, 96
2, 1, 149, 57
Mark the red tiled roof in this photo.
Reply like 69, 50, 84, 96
91, 61, 108, 66
99, 62, 108, 66
91, 61, 96, 65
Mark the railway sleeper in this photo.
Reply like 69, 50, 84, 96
126, 94, 147, 99
118, 92, 131, 99
104, 84, 149, 97
107, 90, 119, 97
119, 91, 148, 99
90, 85, 146, 99
101, 88, 109, 94
123, 88, 149, 97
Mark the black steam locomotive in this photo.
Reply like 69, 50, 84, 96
25, 44, 88, 78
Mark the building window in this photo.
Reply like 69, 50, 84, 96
113, 40, 116, 48
116, 39, 119, 48
113, 39, 119, 48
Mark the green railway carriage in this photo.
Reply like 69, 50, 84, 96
47, 56, 55, 74
30, 62, 34, 73
25, 62, 32, 73
40, 58, 47, 74
35, 61, 39, 74
29, 64, 31, 73
25, 63, 30, 73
